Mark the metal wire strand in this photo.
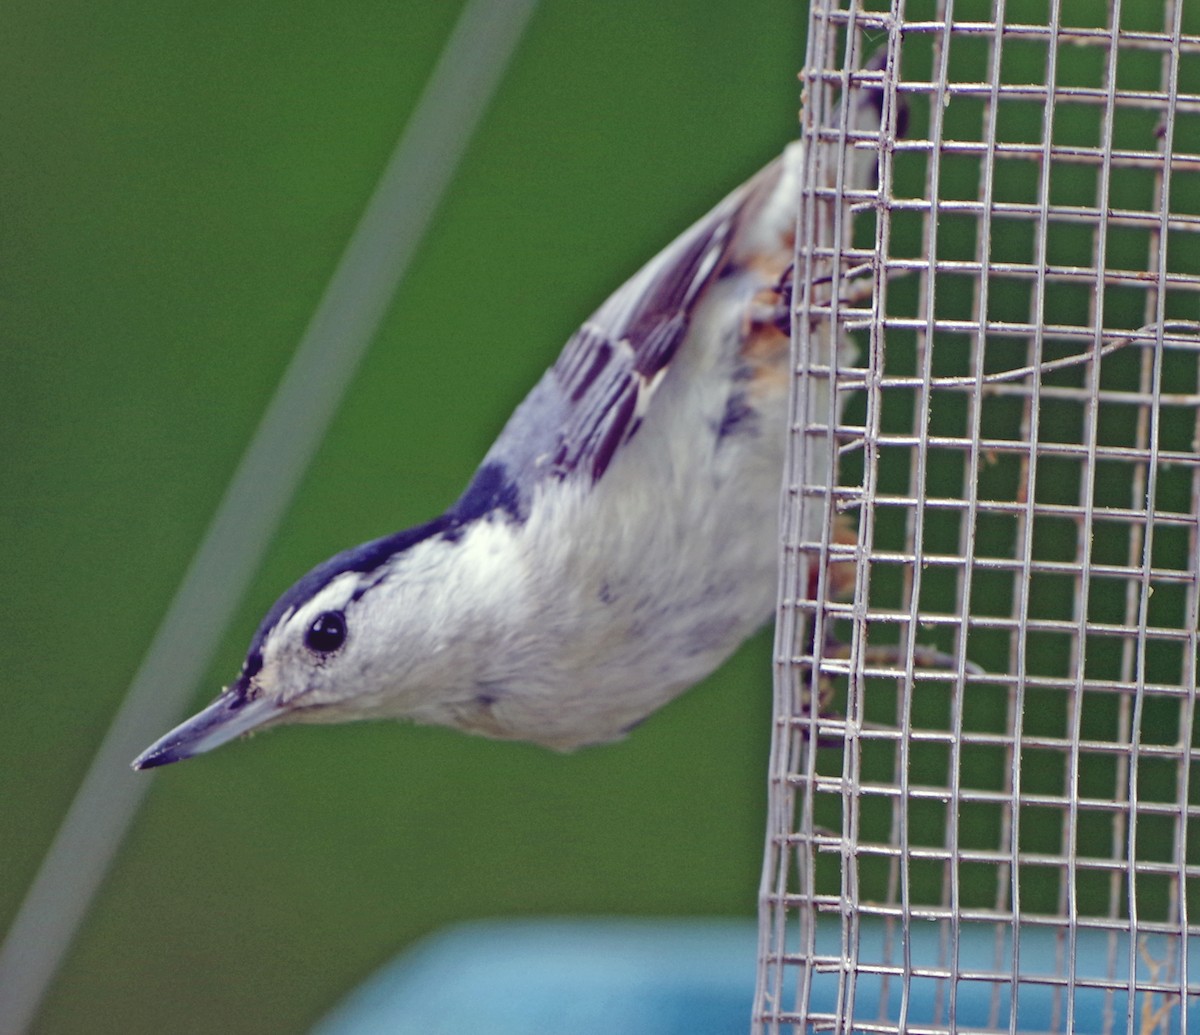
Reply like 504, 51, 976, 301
0, 5, 539, 1032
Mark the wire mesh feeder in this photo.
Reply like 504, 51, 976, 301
755, 2, 1200, 1033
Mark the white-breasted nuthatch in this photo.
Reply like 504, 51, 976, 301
133, 75, 894, 770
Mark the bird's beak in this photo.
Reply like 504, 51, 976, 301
131, 690, 286, 770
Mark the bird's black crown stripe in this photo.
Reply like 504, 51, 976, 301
244, 515, 454, 664
242, 462, 523, 667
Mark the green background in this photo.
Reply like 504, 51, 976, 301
2, 2, 805, 1032
8, 1, 1197, 1032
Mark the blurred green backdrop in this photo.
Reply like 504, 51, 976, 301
2, 1, 806, 1032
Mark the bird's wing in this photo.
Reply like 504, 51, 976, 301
544, 196, 742, 483
455, 162, 783, 522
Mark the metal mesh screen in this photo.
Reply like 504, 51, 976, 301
756, 2, 1200, 1032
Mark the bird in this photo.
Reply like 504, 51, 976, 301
132, 73, 894, 771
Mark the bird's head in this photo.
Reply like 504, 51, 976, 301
132, 515, 503, 769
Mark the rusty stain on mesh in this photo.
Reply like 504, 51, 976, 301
755, 2, 1200, 1033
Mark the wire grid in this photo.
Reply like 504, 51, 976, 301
756, 1, 1200, 1033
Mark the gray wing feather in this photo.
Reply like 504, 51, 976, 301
465, 179, 763, 517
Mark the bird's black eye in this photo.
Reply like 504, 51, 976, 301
305, 611, 347, 654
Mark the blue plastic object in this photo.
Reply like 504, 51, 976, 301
315, 917, 1200, 1034
314, 918, 757, 1035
